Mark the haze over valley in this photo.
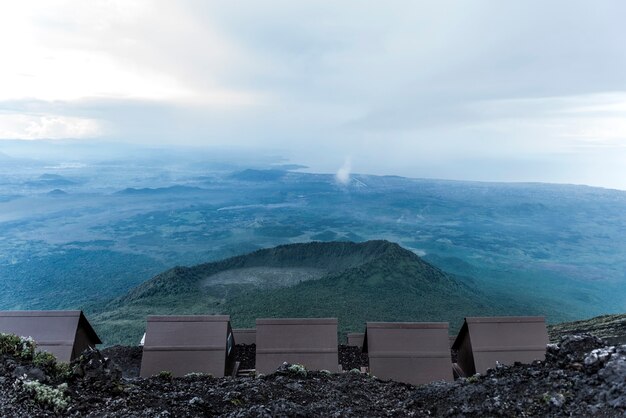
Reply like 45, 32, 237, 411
1, 143, 625, 344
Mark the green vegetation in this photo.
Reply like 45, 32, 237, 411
287, 364, 308, 377
1, 333, 73, 382
89, 241, 562, 345
0, 333, 35, 359
14, 378, 69, 412
1, 333, 73, 383
466, 375, 480, 383
2, 166, 626, 339
184, 372, 212, 378
156, 371, 173, 379
31, 352, 73, 380
32, 351, 57, 369
548, 314, 626, 345
0, 249, 166, 310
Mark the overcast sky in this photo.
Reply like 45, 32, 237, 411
1, 1, 625, 188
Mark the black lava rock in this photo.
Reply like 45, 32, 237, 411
234, 344, 255, 370
1, 334, 625, 417
101, 345, 143, 378
338, 344, 369, 371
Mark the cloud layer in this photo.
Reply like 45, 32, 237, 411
0, 114, 102, 140
1, 1, 625, 188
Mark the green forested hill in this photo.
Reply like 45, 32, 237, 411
89, 240, 553, 345
119, 240, 406, 301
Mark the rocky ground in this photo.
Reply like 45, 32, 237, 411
549, 314, 626, 345
1, 334, 626, 417
100, 344, 370, 378
338, 344, 369, 371
234, 344, 256, 371
101, 345, 143, 378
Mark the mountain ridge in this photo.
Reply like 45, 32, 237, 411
89, 240, 541, 346
120, 240, 423, 301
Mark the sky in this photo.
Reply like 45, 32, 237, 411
1, 1, 625, 189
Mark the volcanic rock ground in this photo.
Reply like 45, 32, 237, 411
2, 335, 626, 417
101, 344, 370, 378
238, 344, 370, 372
549, 314, 626, 345
101, 345, 143, 378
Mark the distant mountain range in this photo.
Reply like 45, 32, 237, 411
230, 169, 288, 182
116, 185, 203, 195
25, 173, 77, 187
90, 240, 549, 345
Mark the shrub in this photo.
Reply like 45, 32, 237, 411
33, 351, 56, 368
54, 362, 73, 380
184, 372, 212, 378
0, 333, 36, 359
13, 376, 69, 412
287, 364, 307, 377
466, 375, 480, 384
156, 370, 173, 379
32, 350, 72, 380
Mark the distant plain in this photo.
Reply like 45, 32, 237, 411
1, 146, 625, 342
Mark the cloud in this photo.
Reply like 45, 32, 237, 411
0, 1, 259, 105
335, 157, 352, 185
465, 93, 626, 152
0, 114, 102, 140
1, 1, 626, 187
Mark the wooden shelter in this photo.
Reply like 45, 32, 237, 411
232, 328, 256, 345
346, 332, 365, 348
452, 316, 549, 375
255, 318, 339, 374
0, 310, 101, 362
364, 322, 453, 385
140, 315, 235, 377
